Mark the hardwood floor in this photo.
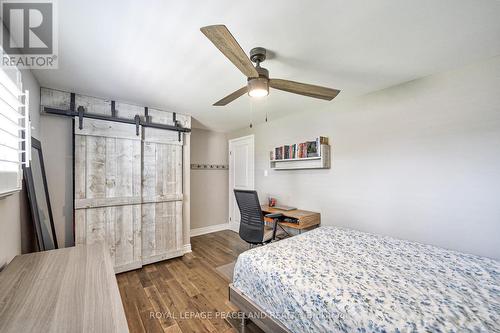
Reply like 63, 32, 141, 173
117, 230, 264, 333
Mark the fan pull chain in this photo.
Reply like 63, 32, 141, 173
264, 93, 268, 123
249, 98, 254, 128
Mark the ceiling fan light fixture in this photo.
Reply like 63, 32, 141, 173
248, 77, 269, 98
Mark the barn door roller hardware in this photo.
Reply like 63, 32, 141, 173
173, 112, 181, 141
44, 94, 191, 137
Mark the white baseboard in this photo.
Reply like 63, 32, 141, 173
228, 222, 239, 232
190, 223, 234, 237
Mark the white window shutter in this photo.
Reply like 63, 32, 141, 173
0, 68, 30, 197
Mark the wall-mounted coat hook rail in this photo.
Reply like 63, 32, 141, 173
190, 164, 228, 170
43, 106, 191, 135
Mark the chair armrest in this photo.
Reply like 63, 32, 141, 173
265, 213, 283, 219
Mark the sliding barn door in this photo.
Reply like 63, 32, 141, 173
141, 128, 184, 264
74, 119, 142, 273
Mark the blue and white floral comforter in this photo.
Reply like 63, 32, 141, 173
233, 227, 500, 333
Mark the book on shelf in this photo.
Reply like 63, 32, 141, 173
275, 146, 284, 160
298, 143, 305, 159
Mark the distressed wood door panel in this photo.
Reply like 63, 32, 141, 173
74, 119, 142, 273
142, 128, 183, 264
141, 201, 182, 261
75, 206, 141, 269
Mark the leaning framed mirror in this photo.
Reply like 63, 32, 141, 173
23, 138, 58, 251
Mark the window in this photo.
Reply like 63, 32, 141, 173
0, 67, 30, 198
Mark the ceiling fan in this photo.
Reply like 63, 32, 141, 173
200, 25, 341, 106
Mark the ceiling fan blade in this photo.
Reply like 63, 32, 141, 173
213, 86, 248, 106
269, 79, 340, 101
201, 25, 259, 78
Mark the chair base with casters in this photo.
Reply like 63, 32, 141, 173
233, 190, 285, 247
249, 213, 283, 248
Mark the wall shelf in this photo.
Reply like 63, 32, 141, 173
270, 144, 330, 170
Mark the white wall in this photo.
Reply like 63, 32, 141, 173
0, 69, 40, 267
190, 128, 229, 230
229, 56, 500, 260
0, 191, 22, 268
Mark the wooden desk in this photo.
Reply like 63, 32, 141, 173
262, 205, 321, 231
0, 243, 129, 333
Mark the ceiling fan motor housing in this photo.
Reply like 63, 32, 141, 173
255, 66, 269, 79
250, 47, 267, 64
249, 47, 269, 79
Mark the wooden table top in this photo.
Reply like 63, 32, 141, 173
261, 205, 321, 229
0, 243, 129, 333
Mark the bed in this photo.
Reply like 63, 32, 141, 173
231, 227, 500, 333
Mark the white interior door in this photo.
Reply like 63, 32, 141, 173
228, 135, 255, 230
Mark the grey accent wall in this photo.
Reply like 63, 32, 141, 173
228, 56, 500, 260
190, 128, 229, 230
0, 69, 40, 268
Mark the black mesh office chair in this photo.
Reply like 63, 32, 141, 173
234, 190, 283, 246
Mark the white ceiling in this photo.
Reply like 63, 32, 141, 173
33, 0, 500, 132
